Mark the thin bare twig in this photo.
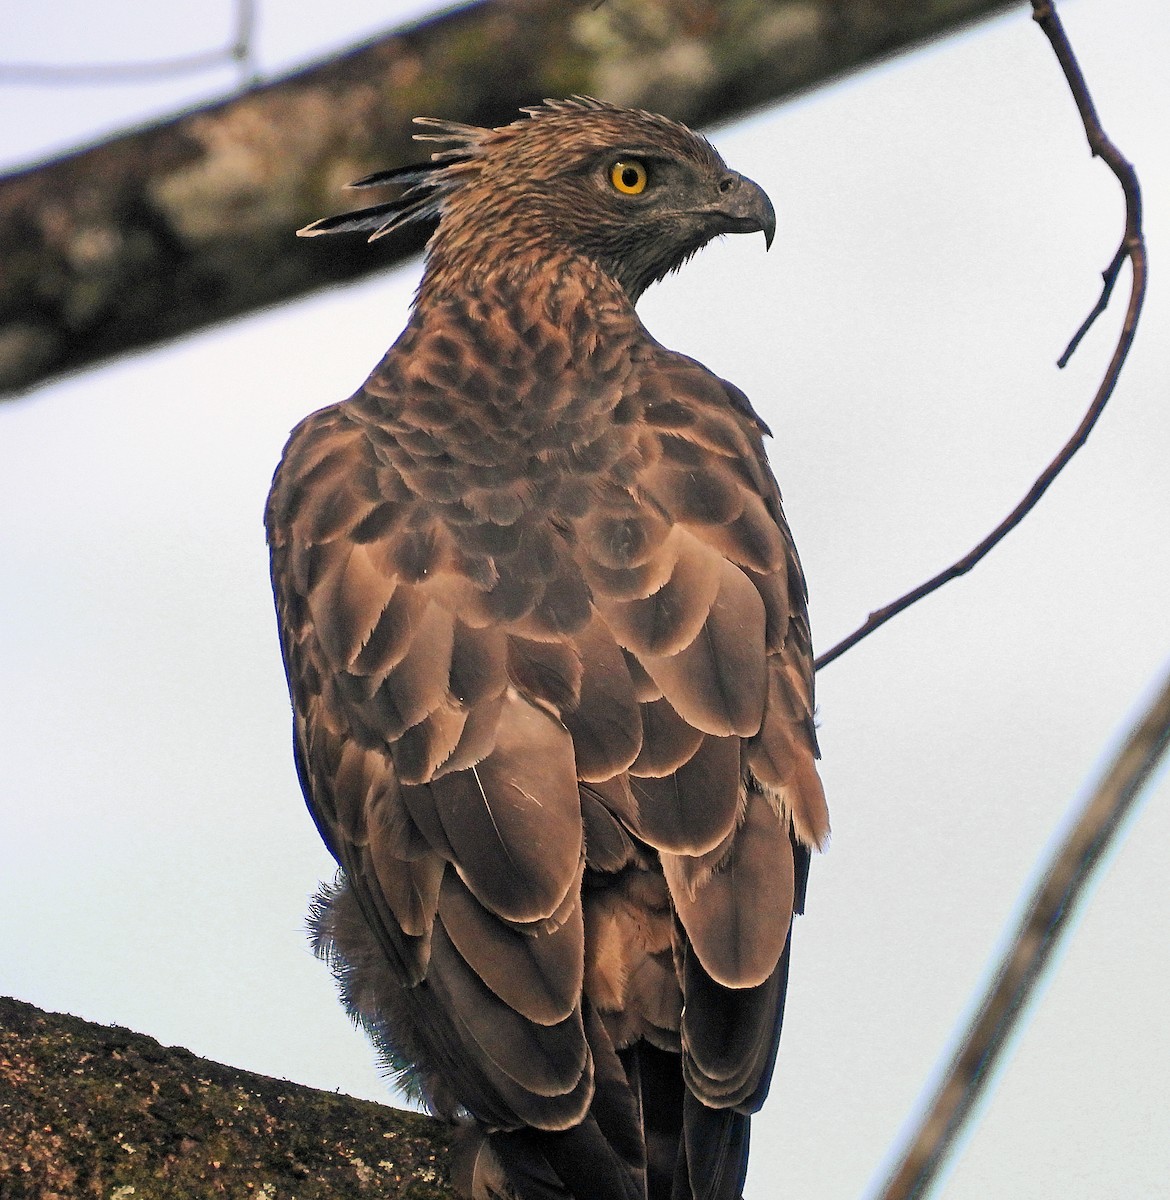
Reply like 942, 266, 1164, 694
815, 0, 1147, 672
871, 665, 1170, 1200
0, 49, 237, 85
0, 0, 257, 86
1057, 239, 1127, 368
232, 0, 260, 88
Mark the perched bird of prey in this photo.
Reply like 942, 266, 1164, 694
266, 98, 828, 1200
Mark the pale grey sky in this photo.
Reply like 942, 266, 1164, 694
2, 3, 1168, 1198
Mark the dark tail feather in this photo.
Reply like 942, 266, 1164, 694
743, 836, 809, 1114
681, 1096, 750, 1200
585, 1004, 648, 1196
621, 1043, 685, 1200
740, 931, 793, 1115
491, 1004, 646, 1200
486, 1130, 572, 1199
492, 1123, 642, 1200
792, 839, 812, 917
616, 1041, 750, 1200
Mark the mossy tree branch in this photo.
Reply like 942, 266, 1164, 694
0, 0, 1018, 399
0, 995, 454, 1199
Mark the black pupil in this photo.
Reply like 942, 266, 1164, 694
622, 166, 640, 188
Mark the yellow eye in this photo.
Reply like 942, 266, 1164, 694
610, 160, 648, 195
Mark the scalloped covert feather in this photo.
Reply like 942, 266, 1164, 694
266, 98, 828, 1200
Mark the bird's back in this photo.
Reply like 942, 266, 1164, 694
267, 98, 827, 1200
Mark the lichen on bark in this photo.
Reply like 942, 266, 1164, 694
0, 995, 454, 1199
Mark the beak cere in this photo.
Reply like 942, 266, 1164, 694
714, 172, 777, 249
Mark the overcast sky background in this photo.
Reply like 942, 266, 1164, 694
2, 2, 1168, 1198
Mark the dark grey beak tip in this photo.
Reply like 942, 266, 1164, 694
752, 180, 777, 251
720, 171, 776, 251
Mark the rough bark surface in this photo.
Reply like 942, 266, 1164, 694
0, 0, 1018, 399
0, 995, 453, 1200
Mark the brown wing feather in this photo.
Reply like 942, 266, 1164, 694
637, 558, 768, 738
438, 867, 585, 1026
661, 790, 796, 989
267, 226, 826, 1195
425, 692, 583, 924
628, 733, 741, 855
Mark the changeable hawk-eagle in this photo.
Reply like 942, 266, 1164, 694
266, 98, 828, 1200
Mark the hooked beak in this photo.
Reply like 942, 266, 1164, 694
712, 171, 776, 249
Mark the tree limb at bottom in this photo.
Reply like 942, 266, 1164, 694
0, 995, 454, 1199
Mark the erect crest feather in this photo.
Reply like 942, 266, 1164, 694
296, 97, 699, 243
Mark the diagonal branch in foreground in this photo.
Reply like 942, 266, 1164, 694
816, 0, 1147, 672
0, 0, 1022, 399
870, 664, 1170, 1200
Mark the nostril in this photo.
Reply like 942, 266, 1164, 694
718, 175, 737, 195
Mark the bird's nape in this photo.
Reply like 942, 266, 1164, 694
297, 96, 776, 303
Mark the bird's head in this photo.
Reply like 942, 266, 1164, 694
299, 97, 775, 305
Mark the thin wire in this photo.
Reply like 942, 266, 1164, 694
232, 0, 259, 88
0, 0, 258, 86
